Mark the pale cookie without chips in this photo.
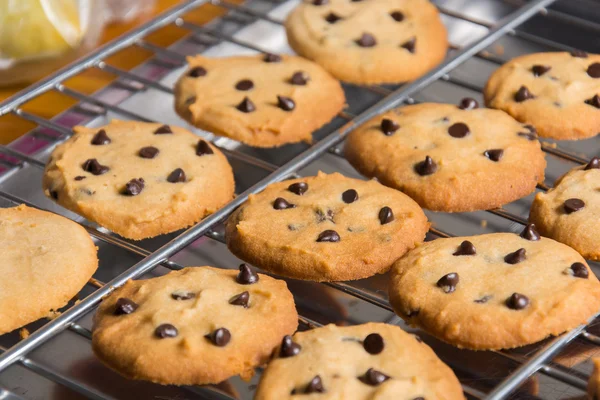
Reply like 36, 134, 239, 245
255, 322, 464, 400
345, 101, 546, 212
284, 0, 448, 85
174, 54, 345, 147
389, 227, 600, 350
530, 157, 600, 260
225, 172, 429, 282
43, 120, 235, 240
589, 358, 600, 400
484, 51, 600, 140
92, 266, 298, 385
0, 205, 98, 335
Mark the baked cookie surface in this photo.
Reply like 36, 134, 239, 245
43, 120, 235, 240
255, 322, 464, 400
92, 266, 298, 385
174, 54, 345, 147
589, 358, 600, 400
530, 157, 600, 260
389, 228, 600, 350
285, 0, 447, 85
225, 172, 428, 282
345, 102, 546, 212
484, 51, 600, 140
0, 205, 97, 335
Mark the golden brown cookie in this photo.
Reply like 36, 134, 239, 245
389, 227, 600, 350
345, 102, 546, 212
255, 322, 464, 400
484, 51, 600, 140
0, 205, 98, 335
43, 120, 235, 240
174, 54, 345, 147
589, 358, 600, 400
225, 172, 429, 282
92, 266, 298, 385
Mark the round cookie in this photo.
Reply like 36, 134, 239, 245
43, 120, 235, 240
174, 54, 345, 147
0, 205, 98, 335
530, 157, 600, 260
345, 102, 546, 212
92, 265, 298, 385
589, 358, 600, 400
255, 322, 464, 400
225, 172, 429, 282
284, 0, 448, 85
484, 51, 600, 140
389, 227, 600, 350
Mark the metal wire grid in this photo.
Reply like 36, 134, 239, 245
0, 0, 599, 398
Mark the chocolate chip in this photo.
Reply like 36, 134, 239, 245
363, 333, 384, 354
588, 63, 600, 78
484, 149, 504, 162
378, 207, 394, 225
585, 95, 600, 109
325, 12, 342, 23
401, 37, 416, 53
273, 197, 296, 210
139, 146, 159, 159
280, 335, 301, 357
458, 97, 479, 110
82, 159, 109, 175
360, 368, 390, 386
290, 71, 309, 86
585, 157, 600, 170
407, 309, 420, 317
196, 140, 214, 156
453, 240, 476, 256
506, 293, 529, 310
171, 291, 195, 300
236, 97, 256, 113
415, 156, 437, 176
520, 223, 540, 241
114, 298, 138, 315
356, 33, 376, 47
312, 0, 327, 4
505, 248, 526, 264
188, 67, 207, 77
277, 95, 295, 111
154, 124, 172, 134
237, 263, 259, 284
531, 65, 551, 77
342, 189, 358, 203
50, 190, 58, 200
569, 262, 589, 279
517, 124, 538, 141
91, 129, 111, 145
316, 209, 335, 223
474, 295, 492, 304
167, 168, 186, 183
123, 178, 145, 196
390, 11, 404, 21
305, 376, 325, 394
571, 50, 588, 58
74, 176, 86, 181
155, 324, 178, 338
437, 272, 459, 293
263, 53, 281, 63
514, 86, 535, 102
288, 182, 308, 195
205, 328, 231, 346
229, 291, 249, 307
448, 122, 470, 138
380, 118, 399, 135
564, 198, 585, 214
317, 230, 340, 242
235, 79, 254, 91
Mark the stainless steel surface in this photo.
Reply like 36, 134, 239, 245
1, 0, 600, 398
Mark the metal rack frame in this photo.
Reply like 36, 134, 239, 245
1, 0, 599, 398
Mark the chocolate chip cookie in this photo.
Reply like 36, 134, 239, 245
43, 120, 235, 240
174, 54, 345, 147
530, 157, 600, 260
92, 266, 298, 385
255, 322, 464, 399
0, 205, 98, 335
345, 102, 546, 212
284, 0, 448, 84
589, 358, 600, 400
225, 172, 429, 282
389, 227, 600, 350
484, 52, 600, 140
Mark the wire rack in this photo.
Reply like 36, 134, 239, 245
1, 0, 600, 398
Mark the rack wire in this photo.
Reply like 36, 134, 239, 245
0, 0, 599, 398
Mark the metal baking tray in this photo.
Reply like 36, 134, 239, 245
1, 0, 600, 398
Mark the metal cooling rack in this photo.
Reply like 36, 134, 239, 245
1, 0, 600, 398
